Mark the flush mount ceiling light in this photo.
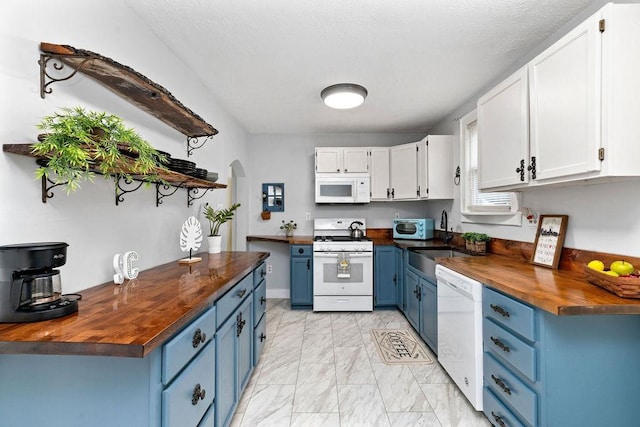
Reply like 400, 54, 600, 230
321, 83, 368, 109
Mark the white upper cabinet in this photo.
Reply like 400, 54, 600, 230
417, 135, 454, 199
369, 147, 391, 200
478, 3, 640, 191
529, 10, 601, 182
315, 147, 368, 174
477, 66, 529, 190
390, 142, 418, 200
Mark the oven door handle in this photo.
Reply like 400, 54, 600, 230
314, 252, 371, 258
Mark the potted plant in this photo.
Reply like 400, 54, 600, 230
280, 220, 297, 237
203, 202, 241, 253
32, 106, 167, 193
462, 232, 491, 254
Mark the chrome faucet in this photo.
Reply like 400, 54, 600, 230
440, 210, 453, 245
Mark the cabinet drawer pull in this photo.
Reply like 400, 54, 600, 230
260, 332, 267, 342
491, 374, 512, 395
490, 336, 511, 353
237, 288, 247, 298
236, 312, 247, 337
191, 383, 206, 405
260, 296, 266, 305
491, 411, 506, 427
490, 304, 510, 318
191, 328, 207, 348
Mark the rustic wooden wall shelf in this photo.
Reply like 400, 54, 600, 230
38, 42, 218, 156
2, 143, 226, 206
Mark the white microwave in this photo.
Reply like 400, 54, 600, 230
315, 175, 370, 204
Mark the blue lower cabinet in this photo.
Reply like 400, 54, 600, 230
419, 279, 437, 353
290, 245, 313, 308
405, 268, 420, 330
395, 247, 405, 311
374, 246, 397, 307
215, 293, 254, 427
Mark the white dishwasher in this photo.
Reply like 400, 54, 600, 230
436, 264, 483, 411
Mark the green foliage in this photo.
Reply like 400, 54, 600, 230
203, 203, 241, 236
461, 232, 491, 242
32, 106, 167, 193
280, 220, 297, 231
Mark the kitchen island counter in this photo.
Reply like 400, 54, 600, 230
0, 251, 269, 357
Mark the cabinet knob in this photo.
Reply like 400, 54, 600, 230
298, 248, 304, 254
191, 384, 206, 405
192, 328, 207, 348
260, 296, 266, 305
260, 332, 267, 342
237, 288, 247, 298
261, 269, 266, 278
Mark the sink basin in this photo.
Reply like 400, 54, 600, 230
408, 248, 470, 282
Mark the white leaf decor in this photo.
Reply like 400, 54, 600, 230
180, 216, 203, 253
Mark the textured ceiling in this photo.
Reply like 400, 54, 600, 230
126, 0, 593, 134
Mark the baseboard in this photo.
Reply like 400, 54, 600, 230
266, 289, 290, 299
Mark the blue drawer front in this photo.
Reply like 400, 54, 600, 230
253, 279, 267, 327
483, 387, 526, 427
162, 305, 216, 385
253, 262, 267, 288
484, 318, 537, 382
484, 287, 536, 342
485, 352, 537, 426
216, 274, 252, 327
162, 340, 215, 427
291, 245, 312, 257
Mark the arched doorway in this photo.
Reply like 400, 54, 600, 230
230, 159, 248, 251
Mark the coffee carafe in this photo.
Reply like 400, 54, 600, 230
0, 242, 78, 322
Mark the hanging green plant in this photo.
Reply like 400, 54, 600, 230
32, 106, 168, 193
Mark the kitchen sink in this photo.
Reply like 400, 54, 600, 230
408, 248, 470, 282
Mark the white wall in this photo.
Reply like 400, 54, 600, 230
0, 0, 249, 293
426, 0, 640, 258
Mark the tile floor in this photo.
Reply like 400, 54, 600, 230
231, 299, 490, 427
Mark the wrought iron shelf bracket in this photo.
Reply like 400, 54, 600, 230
187, 187, 213, 207
187, 135, 214, 157
39, 53, 95, 99
115, 176, 145, 206
155, 181, 185, 207
41, 175, 69, 204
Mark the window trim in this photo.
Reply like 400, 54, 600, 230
459, 109, 522, 226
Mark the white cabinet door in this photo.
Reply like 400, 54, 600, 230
315, 147, 368, 173
529, 12, 602, 181
315, 147, 342, 173
390, 142, 418, 200
477, 66, 529, 190
343, 148, 369, 173
418, 136, 454, 199
369, 147, 390, 200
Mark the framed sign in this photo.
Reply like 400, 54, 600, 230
531, 215, 568, 269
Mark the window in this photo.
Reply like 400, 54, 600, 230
460, 110, 522, 225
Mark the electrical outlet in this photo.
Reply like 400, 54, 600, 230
394, 212, 400, 219
266, 264, 273, 274
305, 212, 311, 221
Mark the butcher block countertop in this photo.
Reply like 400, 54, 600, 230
0, 252, 269, 357
437, 254, 640, 316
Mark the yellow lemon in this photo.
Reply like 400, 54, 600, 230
587, 260, 605, 271
603, 270, 619, 277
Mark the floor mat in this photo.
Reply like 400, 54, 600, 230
370, 329, 434, 364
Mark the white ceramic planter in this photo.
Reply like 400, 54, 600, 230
208, 235, 222, 254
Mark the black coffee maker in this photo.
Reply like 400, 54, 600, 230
0, 242, 78, 322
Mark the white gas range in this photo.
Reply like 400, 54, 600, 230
312, 218, 373, 311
